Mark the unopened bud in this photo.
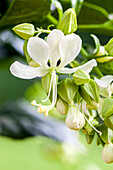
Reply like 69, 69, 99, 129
12, 23, 35, 39
56, 97, 68, 115
73, 69, 90, 85
65, 106, 85, 130
102, 143, 113, 164
105, 38, 113, 56
57, 8, 77, 34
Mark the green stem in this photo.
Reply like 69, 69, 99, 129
78, 24, 104, 29
93, 67, 103, 78
46, 14, 58, 26
83, 2, 109, 19
80, 47, 89, 58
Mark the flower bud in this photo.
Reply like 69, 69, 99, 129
85, 134, 94, 145
104, 115, 113, 131
58, 78, 78, 104
56, 97, 68, 115
105, 38, 113, 56
102, 143, 113, 164
65, 106, 85, 130
57, 8, 77, 34
96, 56, 113, 63
73, 69, 90, 85
87, 100, 99, 110
12, 23, 35, 39
102, 97, 113, 118
96, 46, 106, 56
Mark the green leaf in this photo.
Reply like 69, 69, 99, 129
0, 0, 51, 29
83, 79, 99, 103
58, 78, 78, 104
73, 69, 90, 85
102, 97, 113, 118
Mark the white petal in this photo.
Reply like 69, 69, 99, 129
94, 75, 113, 88
27, 37, 49, 67
58, 33, 82, 68
10, 61, 49, 79
46, 29, 64, 67
58, 59, 97, 74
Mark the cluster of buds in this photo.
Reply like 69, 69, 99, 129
10, 7, 113, 164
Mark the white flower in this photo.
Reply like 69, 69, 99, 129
10, 29, 97, 116
94, 75, 113, 97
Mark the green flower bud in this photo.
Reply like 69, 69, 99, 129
23, 40, 40, 67
79, 80, 99, 107
57, 8, 77, 34
87, 100, 99, 110
105, 38, 113, 56
102, 143, 113, 164
56, 96, 68, 115
83, 79, 99, 103
65, 106, 85, 130
97, 56, 113, 63
85, 134, 94, 145
73, 69, 90, 85
12, 23, 35, 39
58, 78, 78, 104
102, 97, 113, 118
104, 115, 113, 131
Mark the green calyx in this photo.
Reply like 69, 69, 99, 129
105, 38, 113, 56
57, 78, 78, 104
57, 8, 77, 34
12, 23, 35, 39
102, 97, 113, 118
73, 69, 90, 85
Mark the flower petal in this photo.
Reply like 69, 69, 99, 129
94, 75, 113, 88
27, 37, 49, 67
58, 59, 97, 74
58, 33, 82, 68
10, 61, 49, 79
46, 29, 64, 67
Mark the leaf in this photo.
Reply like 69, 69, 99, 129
102, 97, 113, 118
0, 0, 51, 29
83, 79, 99, 103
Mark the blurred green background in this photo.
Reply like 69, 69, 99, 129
1, 0, 113, 170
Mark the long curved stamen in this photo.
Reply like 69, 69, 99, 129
42, 72, 54, 102
31, 70, 57, 116
84, 114, 102, 136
